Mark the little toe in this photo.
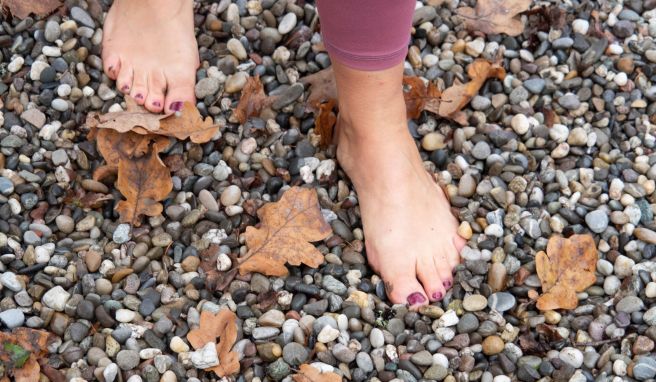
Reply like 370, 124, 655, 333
417, 258, 447, 302
129, 71, 149, 105
453, 234, 467, 253
116, 64, 134, 94
103, 54, 121, 80
164, 72, 196, 113
383, 272, 429, 308
435, 255, 455, 292
145, 71, 166, 113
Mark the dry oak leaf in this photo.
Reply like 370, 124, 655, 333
92, 128, 170, 181
1, 0, 62, 19
438, 59, 505, 118
403, 76, 441, 119
535, 234, 598, 311
292, 364, 342, 382
115, 146, 173, 226
238, 186, 332, 276
234, 76, 277, 124
187, 309, 240, 377
299, 67, 337, 112
456, 0, 531, 36
87, 97, 220, 144
314, 99, 338, 148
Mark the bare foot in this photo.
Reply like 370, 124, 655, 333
102, 0, 199, 113
332, 61, 465, 308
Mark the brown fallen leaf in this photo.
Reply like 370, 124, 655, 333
238, 186, 332, 277
64, 186, 113, 209
0, 328, 55, 382
115, 146, 173, 226
158, 102, 221, 143
187, 309, 240, 377
456, 0, 531, 36
314, 99, 338, 148
292, 364, 342, 382
299, 67, 337, 112
87, 97, 220, 143
403, 76, 441, 119
535, 234, 598, 311
234, 76, 277, 124
438, 59, 505, 119
96, 126, 170, 164
1, 0, 62, 19
13, 356, 40, 382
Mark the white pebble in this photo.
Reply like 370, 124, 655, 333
510, 114, 529, 135
217, 253, 232, 271
115, 309, 136, 323
572, 19, 590, 34
614, 72, 628, 86
57, 84, 72, 97
8, 56, 24, 73
645, 282, 656, 298
559, 347, 583, 368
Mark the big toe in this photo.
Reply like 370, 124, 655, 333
382, 271, 429, 309
164, 72, 196, 113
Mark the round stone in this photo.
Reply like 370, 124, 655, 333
482, 335, 504, 355
117, 350, 140, 370
463, 294, 488, 311
220, 185, 241, 206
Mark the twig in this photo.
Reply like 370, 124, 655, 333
574, 338, 621, 347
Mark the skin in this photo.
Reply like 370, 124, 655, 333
332, 59, 465, 307
102, 0, 199, 113
101, 2, 464, 308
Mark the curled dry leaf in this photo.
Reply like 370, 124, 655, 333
456, 0, 531, 36
64, 186, 113, 209
1, 0, 62, 19
314, 99, 337, 148
292, 364, 342, 382
115, 147, 173, 227
403, 76, 441, 119
299, 67, 337, 112
87, 97, 220, 143
535, 234, 598, 311
234, 76, 276, 124
438, 59, 506, 119
187, 309, 240, 377
238, 186, 332, 277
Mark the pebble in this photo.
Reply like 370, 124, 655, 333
0, 309, 25, 329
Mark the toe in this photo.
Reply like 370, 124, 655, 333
418, 258, 447, 302
145, 71, 166, 113
382, 271, 429, 308
129, 70, 149, 105
103, 54, 121, 80
453, 234, 466, 253
435, 253, 455, 292
116, 64, 134, 95
164, 72, 196, 113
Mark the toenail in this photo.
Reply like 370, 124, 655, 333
432, 292, 443, 300
135, 93, 143, 100
153, 101, 161, 108
122, 85, 130, 91
407, 292, 426, 306
170, 101, 183, 111
443, 280, 452, 289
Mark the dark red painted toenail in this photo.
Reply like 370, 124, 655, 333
153, 101, 161, 108
135, 93, 143, 100
170, 101, 183, 111
407, 292, 426, 305
108, 65, 114, 73
443, 280, 452, 289
122, 85, 129, 91
432, 292, 443, 300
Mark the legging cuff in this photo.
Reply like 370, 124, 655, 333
322, 37, 409, 71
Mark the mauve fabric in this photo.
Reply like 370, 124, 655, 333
316, 0, 415, 70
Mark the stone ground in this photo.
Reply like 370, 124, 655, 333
2, 0, 656, 381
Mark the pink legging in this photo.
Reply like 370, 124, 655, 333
316, 0, 416, 71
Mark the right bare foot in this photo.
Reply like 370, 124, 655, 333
331, 60, 465, 308
102, 0, 199, 113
